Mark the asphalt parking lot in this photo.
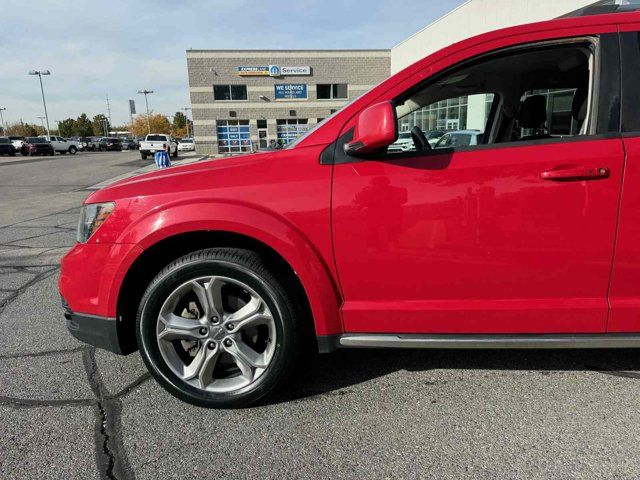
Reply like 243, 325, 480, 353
2, 149, 640, 480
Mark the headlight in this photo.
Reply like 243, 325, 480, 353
77, 202, 115, 243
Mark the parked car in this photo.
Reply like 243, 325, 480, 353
121, 138, 139, 150
22, 137, 54, 156
138, 134, 178, 159
178, 138, 195, 152
426, 130, 446, 146
68, 137, 91, 151
387, 131, 415, 153
8, 136, 26, 152
105, 137, 123, 151
434, 130, 484, 148
0, 137, 16, 156
59, 4, 640, 408
39, 135, 80, 154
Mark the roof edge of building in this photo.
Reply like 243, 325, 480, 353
391, 0, 473, 50
186, 49, 391, 53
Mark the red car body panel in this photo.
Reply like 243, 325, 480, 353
59, 11, 640, 345
332, 139, 624, 334
609, 137, 640, 332
60, 146, 343, 336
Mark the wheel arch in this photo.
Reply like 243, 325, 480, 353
115, 228, 342, 354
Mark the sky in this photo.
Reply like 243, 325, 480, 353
0, 0, 465, 127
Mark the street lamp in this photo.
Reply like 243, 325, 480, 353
0, 107, 6, 133
37, 116, 46, 133
182, 107, 192, 138
137, 89, 154, 134
29, 70, 51, 137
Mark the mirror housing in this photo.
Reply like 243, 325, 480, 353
344, 101, 397, 156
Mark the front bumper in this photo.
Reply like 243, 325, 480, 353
62, 298, 127, 355
62, 296, 133, 354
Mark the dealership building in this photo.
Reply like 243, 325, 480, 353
187, 0, 595, 155
186, 50, 390, 155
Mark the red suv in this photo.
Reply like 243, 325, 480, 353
60, 4, 640, 408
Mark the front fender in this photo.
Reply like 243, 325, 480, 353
115, 199, 343, 336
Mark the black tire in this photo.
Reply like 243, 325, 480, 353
68, 146, 77, 154
141, 153, 147, 160
136, 248, 306, 408
49, 150, 55, 156
10, 151, 15, 157
172, 147, 178, 159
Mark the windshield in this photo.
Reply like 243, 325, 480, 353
146, 135, 167, 141
8, 136, 23, 141
180, 139, 194, 143
398, 132, 412, 139
26, 137, 47, 144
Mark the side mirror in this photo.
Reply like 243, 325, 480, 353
344, 101, 397, 156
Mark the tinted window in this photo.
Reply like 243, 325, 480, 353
0, 138, 10, 144
147, 135, 167, 141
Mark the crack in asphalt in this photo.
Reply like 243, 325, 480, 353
83, 349, 138, 480
0, 267, 58, 315
0, 205, 144, 480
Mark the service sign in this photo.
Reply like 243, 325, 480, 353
280, 66, 311, 76
237, 66, 270, 76
274, 84, 308, 100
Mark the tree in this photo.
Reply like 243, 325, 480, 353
172, 111, 187, 129
92, 114, 110, 136
58, 118, 76, 137
4, 121, 44, 137
75, 114, 93, 137
130, 114, 171, 137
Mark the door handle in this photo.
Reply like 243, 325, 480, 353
540, 166, 610, 181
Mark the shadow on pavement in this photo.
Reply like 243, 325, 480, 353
271, 348, 640, 404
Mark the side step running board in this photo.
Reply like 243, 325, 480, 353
329, 334, 640, 351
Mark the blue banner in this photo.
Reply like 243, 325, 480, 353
274, 84, 308, 100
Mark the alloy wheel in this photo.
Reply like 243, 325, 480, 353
155, 275, 276, 393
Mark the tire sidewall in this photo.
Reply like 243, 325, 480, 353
137, 257, 294, 408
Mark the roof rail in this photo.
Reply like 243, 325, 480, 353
559, 0, 640, 18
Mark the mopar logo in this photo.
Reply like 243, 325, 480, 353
269, 65, 281, 77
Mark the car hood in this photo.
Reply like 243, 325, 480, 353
86, 149, 288, 204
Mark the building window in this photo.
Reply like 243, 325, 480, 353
317, 84, 348, 100
217, 120, 251, 153
276, 119, 308, 146
213, 85, 248, 101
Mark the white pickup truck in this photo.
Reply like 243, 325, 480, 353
39, 135, 81, 154
139, 134, 178, 160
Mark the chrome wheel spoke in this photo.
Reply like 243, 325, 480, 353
158, 313, 204, 342
205, 277, 225, 319
197, 347, 220, 389
226, 340, 269, 369
190, 281, 210, 319
183, 344, 219, 386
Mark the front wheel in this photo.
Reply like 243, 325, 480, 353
68, 146, 77, 154
172, 147, 178, 158
136, 248, 306, 408
141, 153, 147, 160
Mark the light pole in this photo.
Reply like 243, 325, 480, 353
37, 116, 46, 133
0, 107, 6, 133
29, 70, 51, 137
182, 107, 192, 138
137, 90, 154, 134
